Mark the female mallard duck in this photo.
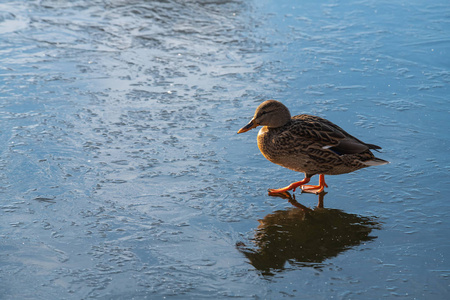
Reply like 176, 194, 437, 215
237, 100, 388, 195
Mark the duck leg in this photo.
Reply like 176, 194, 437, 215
301, 174, 328, 194
268, 177, 311, 195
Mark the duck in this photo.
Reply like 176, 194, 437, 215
237, 100, 389, 195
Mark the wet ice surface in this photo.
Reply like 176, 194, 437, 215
1, 0, 449, 298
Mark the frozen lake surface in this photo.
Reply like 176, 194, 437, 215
1, 0, 449, 298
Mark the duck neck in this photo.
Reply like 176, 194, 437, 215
267, 117, 291, 129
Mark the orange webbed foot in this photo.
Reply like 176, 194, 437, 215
301, 174, 328, 194
301, 185, 325, 194
268, 177, 311, 195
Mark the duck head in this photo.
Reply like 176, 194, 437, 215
237, 100, 291, 133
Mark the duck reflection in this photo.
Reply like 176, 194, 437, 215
238, 192, 380, 275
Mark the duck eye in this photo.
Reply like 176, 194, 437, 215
261, 109, 274, 116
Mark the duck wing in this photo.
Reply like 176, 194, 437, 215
284, 114, 381, 155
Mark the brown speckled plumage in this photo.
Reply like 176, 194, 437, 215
238, 100, 389, 194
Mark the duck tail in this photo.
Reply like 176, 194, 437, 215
362, 157, 390, 166
366, 143, 382, 152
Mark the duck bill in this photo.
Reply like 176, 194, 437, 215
237, 119, 258, 134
